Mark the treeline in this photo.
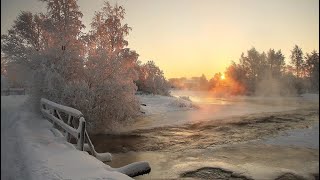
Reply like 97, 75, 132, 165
170, 46, 319, 96
226, 46, 319, 95
135, 60, 170, 96
1, 0, 169, 133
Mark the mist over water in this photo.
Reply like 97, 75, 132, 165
117, 90, 318, 132
93, 90, 319, 179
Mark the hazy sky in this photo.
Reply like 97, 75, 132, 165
1, 0, 319, 79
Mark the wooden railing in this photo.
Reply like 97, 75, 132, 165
40, 98, 111, 161
40, 98, 151, 177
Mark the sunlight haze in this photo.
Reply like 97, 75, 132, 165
1, 0, 319, 79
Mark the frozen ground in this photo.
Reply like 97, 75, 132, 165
1, 95, 132, 180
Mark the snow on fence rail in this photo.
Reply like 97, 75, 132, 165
1, 88, 25, 95
40, 98, 151, 177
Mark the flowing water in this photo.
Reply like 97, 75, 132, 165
91, 91, 319, 179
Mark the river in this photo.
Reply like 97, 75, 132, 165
91, 90, 319, 179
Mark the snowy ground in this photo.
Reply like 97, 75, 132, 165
1, 95, 132, 180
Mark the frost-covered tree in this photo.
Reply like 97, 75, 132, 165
224, 47, 301, 96
1, 0, 86, 89
304, 50, 319, 91
1, 11, 48, 93
1, 12, 45, 66
1, 0, 168, 133
290, 45, 304, 78
136, 60, 170, 95
223, 62, 247, 95
237, 48, 267, 92
62, 2, 141, 133
39, 0, 86, 80
266, 49, 285, 78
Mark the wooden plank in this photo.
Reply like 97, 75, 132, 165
41, 109, 79, 138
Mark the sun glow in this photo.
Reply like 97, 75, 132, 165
220, 74, 225, 80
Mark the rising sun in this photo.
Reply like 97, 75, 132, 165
221, 74, 225, 80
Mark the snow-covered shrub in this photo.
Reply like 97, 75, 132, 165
169, 97, 198, 109
28, 64, 67, 110
179, 96, 191, 102
61, 77, 140, 134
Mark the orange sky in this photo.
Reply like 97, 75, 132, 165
1, 0, 319, 79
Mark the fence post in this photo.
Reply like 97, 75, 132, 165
66, 115, 72, 142
77, 117, 86, 151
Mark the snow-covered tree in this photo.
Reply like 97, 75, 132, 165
290, 45, 304, 78
40, 0, 86, 80
1, 0, 170, 133
2, 0, 85, 107
136, 60, 170, 95
1, 12, 45, 66
266, 49, 285, 78
62, 2, 141, 133
1, 11, 47, 92
304, 50, 319, 91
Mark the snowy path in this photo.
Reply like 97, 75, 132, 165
1, 96, 32, 180
1, 96, 132, 180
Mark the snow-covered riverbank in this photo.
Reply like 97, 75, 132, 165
138, 93, 197, 116
125, 91, 318, 131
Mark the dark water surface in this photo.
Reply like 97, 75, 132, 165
90, 107, 319, 179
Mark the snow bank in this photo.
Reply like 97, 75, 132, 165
138, 94, 198, 116
1, 95, 132, 180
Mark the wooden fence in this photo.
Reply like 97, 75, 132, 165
40, 98, 151, 177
